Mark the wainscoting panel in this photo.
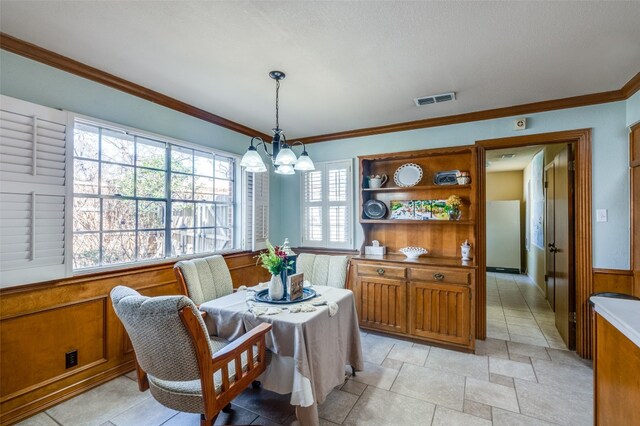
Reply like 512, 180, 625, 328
0, 252, 265, 425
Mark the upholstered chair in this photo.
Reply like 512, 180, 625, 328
174, 255, 233, 305
111, 286, 271, 426
296, 254, 349, 288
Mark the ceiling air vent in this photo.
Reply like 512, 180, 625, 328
414, 92, 456, 107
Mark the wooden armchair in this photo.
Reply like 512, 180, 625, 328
111, 286, 271, 426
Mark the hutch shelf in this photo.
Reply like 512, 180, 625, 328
348, 146, 478, 351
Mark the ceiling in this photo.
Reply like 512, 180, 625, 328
1, 1, 639, 139
486, 145, 545, 173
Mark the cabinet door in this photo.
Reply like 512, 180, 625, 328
409, 282, 470, 345
354, 277, 407, 333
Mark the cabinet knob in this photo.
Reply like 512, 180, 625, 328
433, 273, 445, 281
377, 268, 385, 275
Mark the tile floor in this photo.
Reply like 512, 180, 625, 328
18, 273, 591, 426
486, 272, 568, 349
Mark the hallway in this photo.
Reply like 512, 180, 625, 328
486, 272, 567, 349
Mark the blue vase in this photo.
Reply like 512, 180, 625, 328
280, 265, 288, 300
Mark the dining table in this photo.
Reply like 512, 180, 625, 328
199, 284, 364, 426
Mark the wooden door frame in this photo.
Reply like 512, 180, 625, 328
475, 129, 593, 358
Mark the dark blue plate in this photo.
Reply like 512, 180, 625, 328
254, 288, 317, 304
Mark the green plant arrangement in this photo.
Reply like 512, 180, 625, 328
256, 240, 294, 275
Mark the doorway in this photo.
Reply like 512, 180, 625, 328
484, 143, 575, 349
475, 129, 593, 358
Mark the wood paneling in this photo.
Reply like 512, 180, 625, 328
353, 277, 407, 334
594, 312, 640, 426
0, 33, 269, 140
631, 123, 640, 298
409, 282, 471, 346
477, 129, 592, 358
0, 251, 265, 426
592, 269, 634, 295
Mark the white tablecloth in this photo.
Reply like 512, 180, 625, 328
199, 285, 363, 417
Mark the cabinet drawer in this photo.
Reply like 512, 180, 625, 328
357, 264, 406, 280
410, 267, 470, 285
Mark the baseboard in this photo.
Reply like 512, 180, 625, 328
487, 267, 521, 274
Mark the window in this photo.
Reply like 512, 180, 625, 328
300, 159, 353, 249
72, 119, 241, 270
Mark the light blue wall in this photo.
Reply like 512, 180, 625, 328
627, 90, 640, 127
275, 102, 631, 270
0, 50, 283, 239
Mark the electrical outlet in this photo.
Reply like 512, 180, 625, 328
514, 118, 527, 130
65, 349, 78, 369
596, 209, 608, 223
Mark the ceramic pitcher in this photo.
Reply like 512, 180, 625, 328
369, 174, 388, 189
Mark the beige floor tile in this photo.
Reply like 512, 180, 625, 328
381, 357, 404, 370
545, 338, 568, 350
161, 412, 200, 425
508, 333, 549, 347
530, 359, 593, 393
505, 316, 540, 327
317, 389, 358, 424
515, 379, 593, 425
507, 341, 550, 360
360, 337, 394, 365
463, 399, 492, 420
232, 387, 295, 424
343, 386, 436, 426
489, 357, 536, 382
390, 363, 465, 410
251, 416, 284, 426
508, 353, 532, 364
46, 377, 149, 426
464, 377, 519, 412
110, 397, 177, 426
486, 329, 510, 340
431, 405, 491, 426
425, 347, 489, 380
489, 373, 515, 388
124, 371, 137, 382
386, 344, 430, 365
15, 413, 58, 426
340, 378, 367, 396
506, 324, 546, 339
350, 361, 399, 390
503, 309, 535, 319
475, 338, 509, 359
491, 407, 556, 425
546, 348, 589, 367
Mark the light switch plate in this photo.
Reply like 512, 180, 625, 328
596, 209, 607, 222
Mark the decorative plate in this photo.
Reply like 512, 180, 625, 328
363, 199, 388, 219
399, 247, 429, 260
394, 163, 423, 187
254, 288, 317, 304
434, 170, 459, 185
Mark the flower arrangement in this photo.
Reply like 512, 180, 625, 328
256, 240, 294, 275
445, 195, 462, 209
445, 195, 463, 220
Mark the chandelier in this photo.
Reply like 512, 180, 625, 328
239, 71, 315, 174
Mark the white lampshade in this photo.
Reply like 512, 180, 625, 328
245, 163, 267, 173
240, 147, 266, 169
294, 152, 315, 171
274, 147, 297, 166
274, 164, 295, 175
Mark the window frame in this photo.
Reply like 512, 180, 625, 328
299, 159, 354, 249
70, 113, 245, 275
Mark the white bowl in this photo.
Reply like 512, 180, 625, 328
399, 247, 428, 260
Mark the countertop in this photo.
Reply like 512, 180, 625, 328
592, 296, 640, 348
351, 254, 476, 269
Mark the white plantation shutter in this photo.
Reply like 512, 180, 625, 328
300, 159, 352, 249
245, 171, 269, 251
0, 95, 70, 287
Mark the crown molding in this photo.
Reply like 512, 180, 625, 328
2, 33, 638, 146
0, 32, 270, 140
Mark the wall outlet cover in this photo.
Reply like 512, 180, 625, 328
596, 209, 608, 222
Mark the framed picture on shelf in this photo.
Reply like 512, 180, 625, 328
390, 200, 415, 219
414, 200, 433, 220
431, 199, 449, 220
288, 273, 304, 301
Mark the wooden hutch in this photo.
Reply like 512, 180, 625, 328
348, 146, 478, 351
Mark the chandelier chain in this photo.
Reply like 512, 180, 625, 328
275, 79, 280, 129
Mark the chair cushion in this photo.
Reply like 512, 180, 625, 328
147, 336, 260, 413
176, 255, 233, 305
297, 254, 348, 288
